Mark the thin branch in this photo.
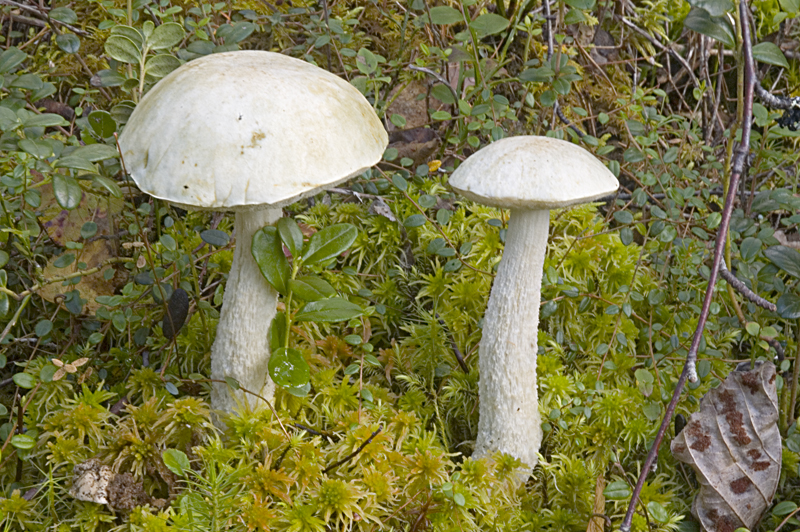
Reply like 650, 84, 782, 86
435, 313, 469, 373
322, 425, 382, 474
719, 261, 777, 312
619, 2, 756, 530
409, 65, 459, 107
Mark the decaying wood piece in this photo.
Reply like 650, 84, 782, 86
671, 362, 780, 532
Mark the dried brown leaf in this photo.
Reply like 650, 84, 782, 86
671, 362, 780, 532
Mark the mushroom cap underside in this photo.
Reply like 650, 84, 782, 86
118, 50, 388, 211
449, 136, 619, 209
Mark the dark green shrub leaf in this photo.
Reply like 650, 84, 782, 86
614, 211, 633, 224
35, 320, 53, 337
752, 42, 789, 68
620, 228, 634, 245
49, 7, 78, 23
269, 314, 287, 352
200, 229, 229, 247
0, 47, 26, 74
295, 297, 363, 322
56, 155, 96, 172
683, 8, 734, 47
18, 139, 53, 159
777, 293, 800, 319
687, 0, 733, 15
72, 144, 119, 161
269, 347, 310, 387
303, 224, 358, 266
277, 218, 303, 258
53, 174, 83, 209
772, 501, 798, 516
164, 382, 179, 395
88, 111, 116, 138
252, 226, 291, 294
56, 34, 81, 54
740, 237, 762, 262
163, 449, 190, 476
765, 246, 800, 278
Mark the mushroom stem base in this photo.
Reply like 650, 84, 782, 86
210, 208, 281, 414
473, 208, 548, 472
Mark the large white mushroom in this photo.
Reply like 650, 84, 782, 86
449, 136, 618, 471
119, 51, 387, 413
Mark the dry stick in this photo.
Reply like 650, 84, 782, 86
619, 2, 756, 530
321, 425, 383, 474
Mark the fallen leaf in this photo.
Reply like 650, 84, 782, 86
587, 475, 606, 532
37, 184, 124, 313
671, 362, 780, 532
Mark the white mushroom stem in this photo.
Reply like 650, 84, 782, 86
210, 207, 281, 413
473, 208, 548, 470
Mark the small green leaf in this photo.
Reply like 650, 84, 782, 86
163, 449, 190, 476
55, 155, 97, 172
145, 54, 182, 79
295, 298, 363, 322
404, 214, 427, 228
752, 42, 790, 68
647, 501, 669, 523
224, 376, 240, 391
13, 372, 36, 389
11, 434, 35, 450
88, 110, 116, 138
105, 35, 141, 64
302, 224, 357, 266
289, 276, 336, 302
469, 14, 509, 36
252, 226, 291, 294
56, 34, 81, 54
269, 347, 310, 388
148, 22, 186, 50
603, 480, 631, 500
428, 6, 462, 24
52, 174, 83, 209
277, 218, 303, 258
0, 47, 27, 74
35, 320, 53, 337
765, 246, 800, 278
164, 382, 179, 395
453, 493, 466, 506
772, 501, 798, 516
269, 314, 287, 352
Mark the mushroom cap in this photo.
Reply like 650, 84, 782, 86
449, 136, 619, 209
118, 51, 388, 211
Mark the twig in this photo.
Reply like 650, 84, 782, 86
322, 425, 382, 474
619, 2, 756, 530
435, 313, 469, 373
0, 0, 89, 35
719, 261, 777, 312
409, 65, 460, 108
540, 0, 585, 137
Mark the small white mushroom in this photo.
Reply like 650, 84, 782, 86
449, 136, 618, 471
119, 51, 387, 413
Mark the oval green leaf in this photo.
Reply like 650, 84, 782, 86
252, 226, 291, 295
268, 347, 310, 388
288, 275, 336, 302
294, 297, 363, 322
163, 448, 190, 476
277, 217, 304, 258
302, 224, 357, 266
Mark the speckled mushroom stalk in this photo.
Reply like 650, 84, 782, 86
448, 136, 619, 473
472, 208, 548, 468
209, 207, 281, 412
